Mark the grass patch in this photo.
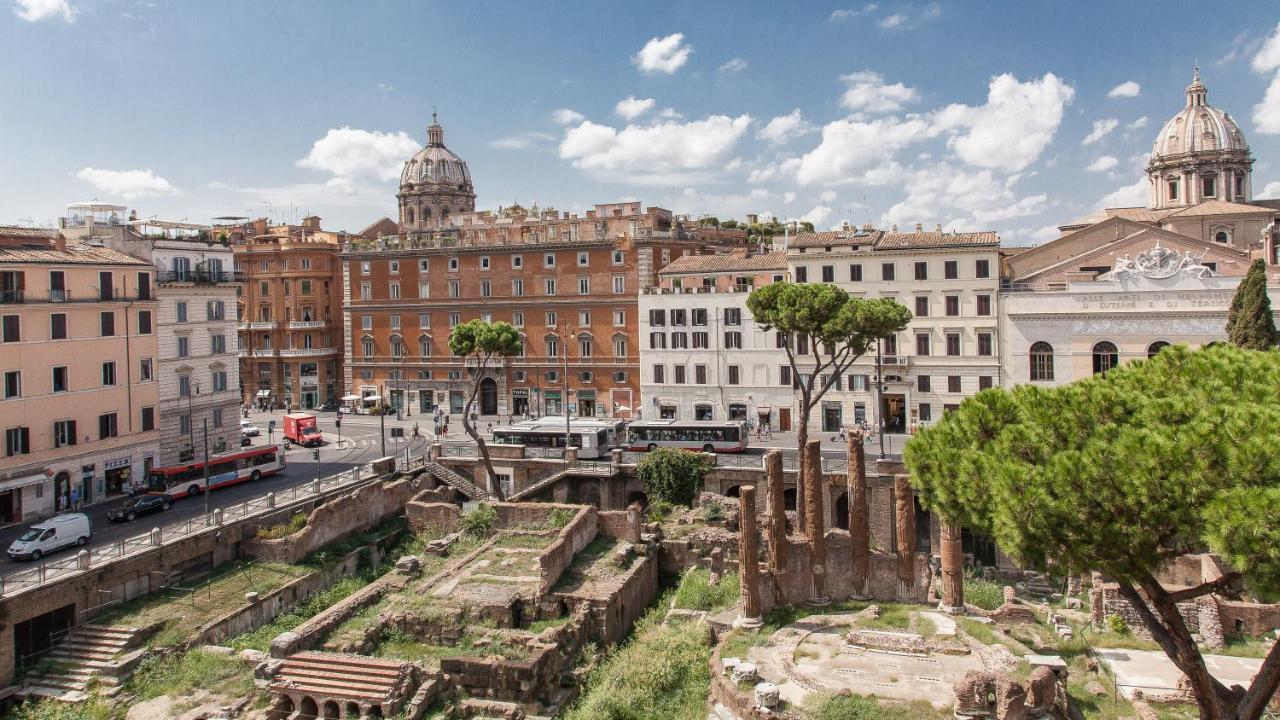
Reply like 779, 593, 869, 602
493, 532, 555, 549
1213, 635, 1276, 658
255, 511, 307, 540
964, 574, 1005, 611
720, 626, 772, 659
127, 648, 255, 701
526, 616, 572, 634
460, 502, 497, 539
670, 567, 739, 612
804, 692, 948, 720
564, 589, 712, 720
6, 696, 118, 720
1063, 653, 1134, 720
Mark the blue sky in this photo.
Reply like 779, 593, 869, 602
3, 1, 1279, 244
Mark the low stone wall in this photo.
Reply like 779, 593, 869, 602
597, 509, 641, 543
846, 628, 930, 655
536, 505, 597, 595
243, 476, 422, 565
556, 552, 659, 646
407, 501, 461, 535
709, 646, 802, 720
1211, 598, 1280, 638
270, 574, 406, 659
440, 643, 562, 704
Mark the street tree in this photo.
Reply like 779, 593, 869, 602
637, 448, 714, 508
903, 344, 1280, 720
1226, 259, 1279, 350
448, 319, 522, 501
747, 283, 911, 528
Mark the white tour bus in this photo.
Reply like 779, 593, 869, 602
493, 420, 612, 459
520, 416, 628, 447
626, 419, 750, 453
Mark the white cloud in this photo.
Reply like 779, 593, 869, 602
783, 192, 797, 203
1086, 155, 1119, 172
296, 127, 420, 181
1127, 116, 1148, 130
829, 4, 877, 21
819, 190, 837, 202
803, 205, 833, 226
838, 71, 919, 113
933, 73, 1075, 172
1094, 177, 1148, 209
875, 3, 940, 30
1254, 73, 1280, 134
1256, 181, 1280, 200
1002, 224, 1061, 246
656, 108, 683, 119
718, 57, 748, 73
796, 116, 929, 185
1252, 23, 1280, 73
558, 114, 752, 184
74, 168, 177, 199
633, 33, 692, 75
757, 109, 812, 145
376, 82, 395, 93
489, 131, 556, 150
878, 13, 904, 29
614, 96, 656, 120
551, 108, 585, 125
1107, 81, 1141, 98
13, 0, 75, 22
882, 165, 1048, 229
1082, 118, 1119, 146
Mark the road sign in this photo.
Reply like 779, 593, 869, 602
268, 420, 276, 430
312, 449, 320, 460
335, 419, 342, 429
390, 427, 405, 438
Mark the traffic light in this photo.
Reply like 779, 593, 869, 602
312, 449, 319, 461
335, 419, 341, 429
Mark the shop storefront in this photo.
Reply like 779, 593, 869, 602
511, 389, 529, 417
543, 390, 562, 416
104, 456, 134, 498
0, 474, 42, 525
577, 390, 596, 417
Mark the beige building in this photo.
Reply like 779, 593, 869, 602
0, 227, 159, 522
787, 225, 1001, 434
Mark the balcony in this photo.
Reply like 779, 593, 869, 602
239, 321, 276, 331
278, 347, 339, 357
287, 320, 326, 330
879, 356, 911, 368
0, 290, 22, 304
157, 270, 244, 285
0, 289, 152, 304
251, 348, 276, 358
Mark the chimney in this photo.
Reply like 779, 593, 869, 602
302, 216, 321, 230
915, 222, 923, 232
891, 224, 898, 233
842, 221, 851, 232
563, 211, 569, 219
935, 223, 943, 232
54, 233, 66, 252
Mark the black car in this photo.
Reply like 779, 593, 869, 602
107, 494, 171, 522
240, 435, 253, 447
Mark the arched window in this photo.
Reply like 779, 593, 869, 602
1215, 231, 1229, 244
1202, 174, 1217, 198
361, 336, 374, 358
1029, 341, 1054, 381
419, 335, 431, 357
1092, 341, 1119, 375
1147, 341, 1170, 358
390, 334, 403, 358
405, 208, 414, 225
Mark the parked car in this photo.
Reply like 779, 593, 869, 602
240, 420, 262, 437
240, 434, 253, 447
7, 513, 92, 561
107, 494, 171, 523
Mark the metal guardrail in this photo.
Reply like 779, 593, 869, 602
715, 454, 763, 470
524, 447, 566, 460
440, 443, 473, 458
0, 460, 382, 598
619, 451, 643, 465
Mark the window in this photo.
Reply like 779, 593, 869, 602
448, 280, 460, 298
1167, 179, 1179, 201
978, 376, 993, 390
480, 280, 491, 297
918, 375, 931, 392
102, 361, 117, 386
671, 331, 688, 349
881, 262, 895, 281
649, 332, 667, 349
977, 332, 993, 356
849, 264, 863, 282
579, 338, 593, 357
419, 313, 431, 328
780, 366, 792, 386
177, 336, 190, 358
54, 419, 75, 447
100, 311, 115, 336
724, 308, 741, 326
389, 282, 401, 299
141, 406, 155, 431
52, 366, 67, 393
822, 265, 835, 282
692, 308, 708, 326
212, 334, 226, 354
914, 296, 929, 317
1, 314, 17, 343
50, 313, 66, 340
511, 278, 525, 296
614, 309, 626, 325
417, 281, 431, 298
301, 257, 312, 270
945, 295, 960, 316
546, 311, 558, 326
653, 365, 665, 383
919, 403, 932, 422
98, 270, 113, 300
5, 427, 30, 456
976, 295, 992, 316
944, 260, 958, 280
849, 374, 868, 391
545, 279, 557, 295
448, 313, 460, 327
546, 337, 560, 357
975, 259, 990, 279
578, 251, 590, 267
479, 256, 490, 270
695, 365, 707, 384
946, 333, 961, 356
3, 371, 19, 399
724, 331, 742, 349
174, 300, 187, 324
947, 376, 961, 393
99, 412, 118, 439
613, 276, 625, 294
1029, 341, 1054, 381
728, 365, 741, 385
673, 365, 686, 384
361, 315, 373, 331
213, 370, 228, 392
178, 375, 192, 398
649, 309, 666, 326
1148, 340, 1171, 358
795, 266, 808, 283
419, 336, 432, 356
614, 337, 627, 357
140, 358, 153, 382
362, 338, 374, 358
670, 309, 686, 326
360, 283, 371, 300
1092, 341, 1119, 374
511, 255, 523, 269
914, 261, 928, 280
137, 310, 152, 335
513, 312, 524, 327
544, 253, 556, 268
915, 333, 931, 356
578, 311, 591, 326
259, 280, 270, 296
1202, 175, 1216, 198
578, 278, 590, 295
361, 261, 371, 275
448, 257, 459, 272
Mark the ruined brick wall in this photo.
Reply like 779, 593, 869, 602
1101, 585, 1200, 636
406, 500, 460, 534
440, 644, 562, 704
537, 505, 598, 594
757, 532, 926, 611
597, 509, 641, 542
1216, 598, 1280, 638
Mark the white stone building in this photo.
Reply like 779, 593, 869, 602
638, 251, 793, 429
786, 226, 1002, 434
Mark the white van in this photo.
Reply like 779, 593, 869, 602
7, 513, 92, 561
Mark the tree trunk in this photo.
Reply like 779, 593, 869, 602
462, 366, 505, 502
795, 391, 811, 534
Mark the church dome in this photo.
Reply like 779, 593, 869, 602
1150, 69, 1249, 159
400, 114, 473, 189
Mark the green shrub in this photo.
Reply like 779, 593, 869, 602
1107, 613, 1129, 636
547, 507, 576, 529
460, 503, 498, 539
256, 512, 308, 540
8, 696, 117, 720
638, 448, 713, 507
964, 574, 1005, 611
671, 567, 740, 612
702, 501, 724, 522
646, 499, 674, 523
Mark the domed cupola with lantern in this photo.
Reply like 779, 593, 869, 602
397, 113, 477, 232
1147, 68, 1254, 210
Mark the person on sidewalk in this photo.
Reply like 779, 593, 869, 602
70, 485, 80, 511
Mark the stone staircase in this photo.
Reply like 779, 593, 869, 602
424, 461, 491, 501
269, 652, 412, 710
21, 624, 147, 701
508, 468, 571, 502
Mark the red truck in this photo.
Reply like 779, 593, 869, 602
283, 413, 323, 447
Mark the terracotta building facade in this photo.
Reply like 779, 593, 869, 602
231, 217, 346, 410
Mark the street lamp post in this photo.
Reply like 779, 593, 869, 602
202, 418, 211, 516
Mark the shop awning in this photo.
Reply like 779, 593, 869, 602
341, 394, 361, 401
361, 395, 382, 402
757, 406, 772, 415
256, 389, 271, 397
0, 473, 45, 493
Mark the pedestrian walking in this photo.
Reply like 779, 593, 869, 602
70, 485, 80, 511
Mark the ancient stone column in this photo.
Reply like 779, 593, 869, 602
735, 484, 763, 628
939, 519, 964, 613
804, 440, 829, 606
765, 450, 786, 573
847, 432, 870, 599
894, 474, 917, 602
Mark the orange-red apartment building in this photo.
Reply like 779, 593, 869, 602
342, 116, 745, 420
230, 217, 347, 410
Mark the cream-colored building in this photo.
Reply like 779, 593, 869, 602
0, 227, 159, 522
787, 225, 1001, 434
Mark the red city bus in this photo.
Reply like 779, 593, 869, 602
146, 445, 286, 500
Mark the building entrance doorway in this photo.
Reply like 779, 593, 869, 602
479, 378, 498, 416
419, 390, 433, 414
54, 472, 71, 513
449, 390, 465, 414
778, 408, 791, 431
822, 402, 843, 432
512, 394, 528, 417
14, 603, 75, 674
578, 398, 594, 417
301, 390, 318, 409
881, 393, 907, 434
